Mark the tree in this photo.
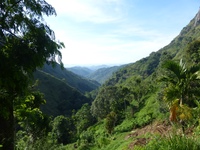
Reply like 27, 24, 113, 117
15, 91, 51, 140
91, 86, 117, 119
0, 1, 64, 149
186, 40, 200, 64
51, 116, 75, 144
105, 111, 117, 134
74, 103, 96, 135
160, 59, 200, 123
91, 86, 130, 120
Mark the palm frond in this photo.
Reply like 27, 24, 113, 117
188, 64, 200, 74
162, 60, 183, 79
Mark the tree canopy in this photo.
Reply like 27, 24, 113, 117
0, 0, 64, 149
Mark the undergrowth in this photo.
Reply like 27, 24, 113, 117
135, 134, 200, 150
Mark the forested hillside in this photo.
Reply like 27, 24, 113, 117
79, 13, 200, 149
91, 14, 200, 124
40, 63, 100, 93
33, 70, 93, 116
2, 0, 200, 149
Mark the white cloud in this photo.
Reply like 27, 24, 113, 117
48, 15, 176, 66
47, 0, 124, 23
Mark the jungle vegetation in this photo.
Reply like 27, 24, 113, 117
1, 1, 200, 150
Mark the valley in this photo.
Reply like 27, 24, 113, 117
17, 11, 200, 149
1, 1, 200, 149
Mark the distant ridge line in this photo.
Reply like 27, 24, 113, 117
194, 7, 200, 26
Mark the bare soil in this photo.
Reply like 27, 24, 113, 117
125, 121, 194, 149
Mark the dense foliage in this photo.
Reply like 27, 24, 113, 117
0, 0, 63, 149
34, 70, 93, 116
1, 2, 200, 149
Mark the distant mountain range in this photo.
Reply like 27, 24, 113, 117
67, 65, 125, 84
67, 66, 93, 78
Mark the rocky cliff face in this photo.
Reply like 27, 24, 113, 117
194, 8, 200, 26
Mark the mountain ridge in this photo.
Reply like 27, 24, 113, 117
90, 15, 200, 127
67, 65, 124, 84
34, 70, 93, 116
40, 63, 100, 93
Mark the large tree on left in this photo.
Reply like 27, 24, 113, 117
0, 1, 64, 149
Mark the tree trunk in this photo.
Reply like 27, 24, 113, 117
0, 98, 15, 150
169, 104, 178, 122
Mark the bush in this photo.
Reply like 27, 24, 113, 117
80, 130, 95, 144
15, 133, 64, 150
96, 136, 111, 148
114, 118, 136, 133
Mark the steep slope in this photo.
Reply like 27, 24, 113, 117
160, 16, 200, 61
67, 66, 93, 77
91, 15, 200, 127
40, 63, 100, 93
34, 70, 92, 116
106, 16, 200, 87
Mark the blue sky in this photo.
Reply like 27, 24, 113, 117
45, 0, 199, 67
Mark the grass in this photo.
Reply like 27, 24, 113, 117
137, 134, 200, 150
98, 132, 133, 150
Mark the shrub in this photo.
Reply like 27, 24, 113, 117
15, 133, 64, 150
96, 136, 111, 148
114, 118, 136, 133
80, 129, 95, 144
